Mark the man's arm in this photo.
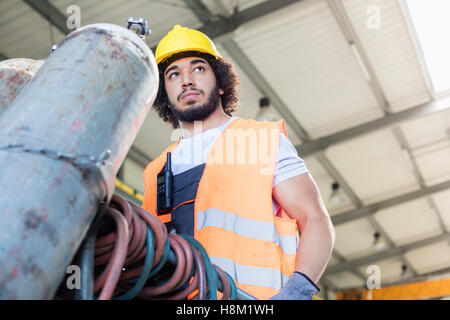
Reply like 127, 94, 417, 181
272, 172, 335, 283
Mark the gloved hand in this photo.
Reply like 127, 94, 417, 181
269, 272, 320, 300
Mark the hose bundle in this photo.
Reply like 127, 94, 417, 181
83, 194, 237, 300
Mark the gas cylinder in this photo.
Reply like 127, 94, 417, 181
0, 23, 158, 299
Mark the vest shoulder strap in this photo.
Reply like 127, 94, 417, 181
142, 140, 179, 214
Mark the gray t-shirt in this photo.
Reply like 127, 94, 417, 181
171, 117, 309, 215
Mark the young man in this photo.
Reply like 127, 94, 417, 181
142, 25, 335, 300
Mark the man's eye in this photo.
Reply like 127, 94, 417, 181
169, 72, 179, 79
194, 66, 204, 72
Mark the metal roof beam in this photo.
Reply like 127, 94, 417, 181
183, 0, 216, 24
327, 0, 391, 115
332, 179, 450, 226
297, 94, 450, 157
151, 0, 306, 51
326, 231, 450, 275
127, 146, 153, 169
201, 0, 306, 39
0, 52, 8, 61
318, 150, 418, 276
392, 126, 447, 233
23, 0, 70, 35
219, 37, 311, 140
330, 249, 367, 282
380, 265, 450, 288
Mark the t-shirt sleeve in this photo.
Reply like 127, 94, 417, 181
273, 132, 309, 187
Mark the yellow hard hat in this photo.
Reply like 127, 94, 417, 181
155, 25, 220, 65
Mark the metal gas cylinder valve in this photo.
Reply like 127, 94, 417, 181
127, 17, 150, 39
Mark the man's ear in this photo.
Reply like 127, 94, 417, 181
219, 88, 224, 95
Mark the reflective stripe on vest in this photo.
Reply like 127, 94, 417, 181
197, 208, 298, 255
210, 256, 290, 291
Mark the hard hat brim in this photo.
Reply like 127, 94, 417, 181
157, 50, 219, 73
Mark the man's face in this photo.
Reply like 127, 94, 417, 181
163, 56, 224, 123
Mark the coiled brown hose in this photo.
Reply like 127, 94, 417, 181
96, 207, 129, 300
84, 194, 234, 300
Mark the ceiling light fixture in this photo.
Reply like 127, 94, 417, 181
372, 231, 386, 250
329, 182, 346, 205
255, 97, 278, 122
401, 264, 408, 279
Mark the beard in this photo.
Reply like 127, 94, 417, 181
168, 85, 220, 123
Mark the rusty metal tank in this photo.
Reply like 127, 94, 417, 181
0, 58, 45, 115
0, 23, 158, 299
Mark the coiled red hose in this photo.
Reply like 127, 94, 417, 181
89, 194, 233, 300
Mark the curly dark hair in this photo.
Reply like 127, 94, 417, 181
152, 51, 240, 129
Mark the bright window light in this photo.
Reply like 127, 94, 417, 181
406, 0, 450, 93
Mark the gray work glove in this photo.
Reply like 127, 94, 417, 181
269, 272, 320, 300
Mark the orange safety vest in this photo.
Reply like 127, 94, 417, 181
142, 118, 300, 299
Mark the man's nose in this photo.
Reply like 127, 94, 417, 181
182, 72, 195, 88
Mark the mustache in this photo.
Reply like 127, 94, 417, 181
178, 88, 203, 101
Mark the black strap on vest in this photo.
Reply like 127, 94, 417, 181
165, 164, 206, 236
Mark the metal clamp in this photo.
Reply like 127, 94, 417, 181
126, 17, 151, 39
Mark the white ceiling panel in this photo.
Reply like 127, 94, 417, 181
0, 1, 66, 60
49, 0, 201, 49
415, 146, 450, 186
217, 45, 303, 147
403, 107, 450, 187
326, 271, 365, 290
402, 107, 450, 151
342, 0, 431, 112
405, 240, 450, 274
0, 0, 20, 17
232, 0, 383, 138
219, 46, 263, 122
5, 25, 64, 60
303, 156, 356, 215
0, 1, 33, 40
374, 198, 442, 246
333, 217, 379, 259
432, 189, 450, 232
325, 128, 420, 204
